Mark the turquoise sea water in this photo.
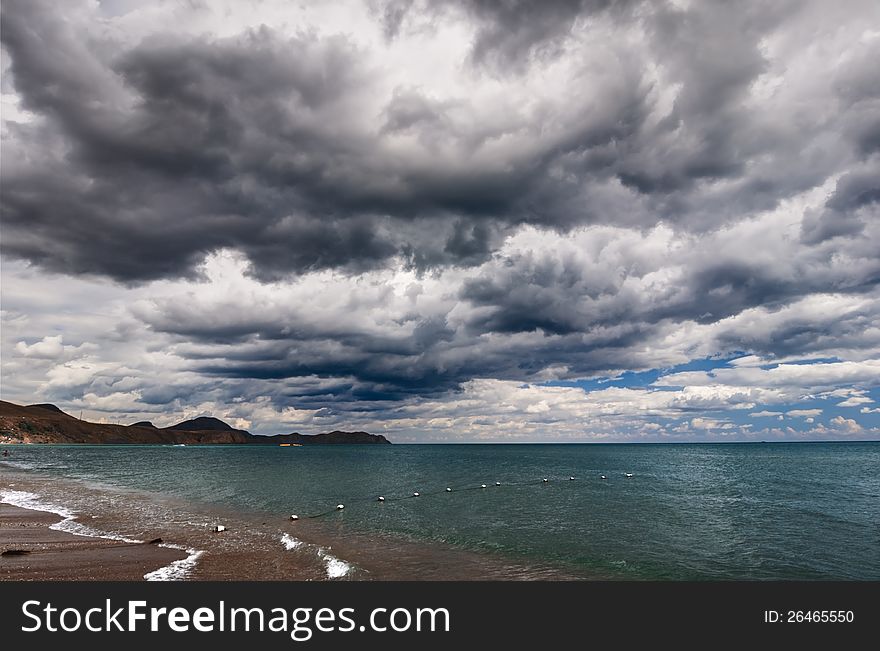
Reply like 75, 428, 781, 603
2, 442, 879, 580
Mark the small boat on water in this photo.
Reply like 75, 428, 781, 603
279, 443, 302, 447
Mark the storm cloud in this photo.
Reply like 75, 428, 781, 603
1, 0, 878, 440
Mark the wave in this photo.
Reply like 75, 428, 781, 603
0, 459, 32, 470
0, 489, 204, 580
0, 489, 142, 543
0, 488, 74, 519
318, 548, 352, 579
280, 532, 304, 550
144, 545, 204, 581
278, 532, 352, 578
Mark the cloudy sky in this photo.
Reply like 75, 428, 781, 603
1, 0, 878, 442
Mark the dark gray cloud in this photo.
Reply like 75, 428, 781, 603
801, 160, 880, 244
4, 0, 876, 284
377, 0, 635, 70
460, 0, 626, 70
1, 0, 879, 437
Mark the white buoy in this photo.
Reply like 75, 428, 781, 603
569, 476, 575, 481
446, 487, 452, 492
213, 525, 226, 533
289, 514, 299, 521
600, 475, 607, 480
336, 504, 345, 510
543, 478, 548, 483
495, 482, 501, 486
480, 484, 487, 489
413, 492, 420, 497
624, 473, 634, 478
378, 496, 385, 502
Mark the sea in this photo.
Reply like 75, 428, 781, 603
2, 442, 879, 581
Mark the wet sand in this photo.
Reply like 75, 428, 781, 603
0, 503, 186, 580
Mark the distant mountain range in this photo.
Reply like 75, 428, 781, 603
0, 401, 390, 445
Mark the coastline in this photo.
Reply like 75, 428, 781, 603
0, 458, 588, 581
0, 468, 337, 582
0, 502, 188, 581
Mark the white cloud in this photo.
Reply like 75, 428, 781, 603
15, 335, 65, 359
786, 409, 822, 418
689, 417, 736, 431
656, 359, 880, 394
45, 359, 112, 389
837, 396, 873, 407
829, 416, 863, 434
728, 355, 766, 367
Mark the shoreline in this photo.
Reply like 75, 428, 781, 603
0, 502, 188, 581
0, 475, 331, 582
0, 461, 589, 581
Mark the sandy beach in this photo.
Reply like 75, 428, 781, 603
0, 503, 187, 580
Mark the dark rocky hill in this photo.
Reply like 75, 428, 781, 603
0, 401, 390, 445
166, 416, 236, 431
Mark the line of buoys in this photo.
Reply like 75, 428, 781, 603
289, 473, 636, 521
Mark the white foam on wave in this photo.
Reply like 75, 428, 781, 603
278, 532, 352, 578
1, 489, 73, 518
0, 489, 142, 543
1, 489, 204, 580
280, 532, 304, 550
0, 458, 38, 471
53, 518, 144, 544
144, 545, 204, 581
318, 549, 353, 579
